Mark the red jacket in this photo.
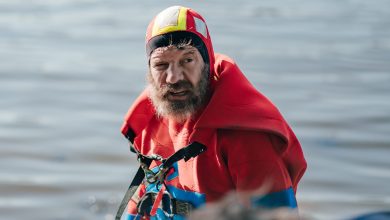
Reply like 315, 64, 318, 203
121, 54, 307, 219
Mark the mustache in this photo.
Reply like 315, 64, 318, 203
160, 80, 193, 93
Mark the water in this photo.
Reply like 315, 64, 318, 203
1, 0, 389, 219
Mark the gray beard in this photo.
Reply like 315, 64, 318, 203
147, 65, 209, 123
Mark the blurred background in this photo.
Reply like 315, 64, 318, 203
1, 0, 389, 219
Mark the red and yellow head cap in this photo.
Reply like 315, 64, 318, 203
145, 6, 215, 71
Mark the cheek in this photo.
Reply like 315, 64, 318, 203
150, 71, 165, 86
186, 68, 203, 87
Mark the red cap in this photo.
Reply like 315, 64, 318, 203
145, 6, 217, 83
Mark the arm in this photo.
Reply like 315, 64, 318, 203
218, 129, 298, 209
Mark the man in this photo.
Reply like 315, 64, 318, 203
119, 5, 306, 220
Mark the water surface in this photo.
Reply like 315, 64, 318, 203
1, 1, 389, 219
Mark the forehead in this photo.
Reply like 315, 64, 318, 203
150, 45, 198, 60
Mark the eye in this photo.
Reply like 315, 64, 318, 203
183, 58, 193, 64
152, 62, 168, 70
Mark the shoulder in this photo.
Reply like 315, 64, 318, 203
216, 129, 292, 191
214, 53, 236, 64
213, 53, 239, 78
217, 129, 285, 157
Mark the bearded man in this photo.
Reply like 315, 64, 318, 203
118, 5, 307, 220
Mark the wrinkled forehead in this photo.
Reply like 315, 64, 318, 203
150, 45, 198, 60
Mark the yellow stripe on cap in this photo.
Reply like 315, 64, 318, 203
152, 6, 188, 37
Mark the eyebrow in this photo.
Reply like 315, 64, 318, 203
151, 48, 197, 60
183, 50, 196, 56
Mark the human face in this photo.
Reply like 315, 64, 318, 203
147, 45, 209, 122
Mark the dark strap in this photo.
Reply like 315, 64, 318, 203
124, 129, 135, 143
136, 192, 194, 216
162, 142, 206, 169
115, 129, 150, 220
124, 129, 137, 153
173, 199, 194, 216
115, 165, 148, 220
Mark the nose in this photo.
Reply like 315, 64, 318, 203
165, 64, 184, 84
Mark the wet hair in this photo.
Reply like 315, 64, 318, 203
146, 32, 209, 66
